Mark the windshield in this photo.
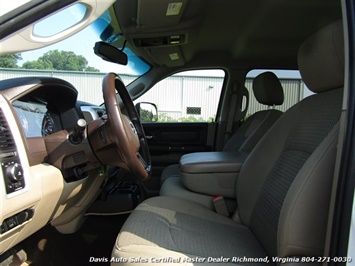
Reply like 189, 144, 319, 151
1, 4, 151, 103
21, 9, 150, 75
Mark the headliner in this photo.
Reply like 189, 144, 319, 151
113, 0, 342, 71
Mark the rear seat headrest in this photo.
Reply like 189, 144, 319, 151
298, 20, 344, 93
253, 71, 284, 106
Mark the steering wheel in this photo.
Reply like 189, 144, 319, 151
102, 73, 151, 181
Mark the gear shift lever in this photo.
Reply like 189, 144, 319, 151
69, 119, 87, 144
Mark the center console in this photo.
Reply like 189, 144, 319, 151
180, 151, 247, 198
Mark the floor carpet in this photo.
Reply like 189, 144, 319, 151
19, 214, 129, 266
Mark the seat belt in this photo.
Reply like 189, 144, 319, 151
224, 82, 249, 142
213, 195, 229, 217
224, 83, 239, 141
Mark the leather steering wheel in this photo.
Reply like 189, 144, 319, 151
102, 73, 151, 181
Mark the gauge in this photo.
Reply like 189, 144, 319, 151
41, 112, 55, 136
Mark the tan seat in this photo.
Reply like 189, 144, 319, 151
112, 20, 344, 265
160, 71, 284, 185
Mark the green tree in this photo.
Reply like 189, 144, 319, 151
158, 113, 177, 122
41, 50, 86, 71
85, 66, 100, 72
139, 109, 154, 122
22, 50, 99, 72
180, 116, 207, 122
0, 53, 22, 68
22, 60, 54, 70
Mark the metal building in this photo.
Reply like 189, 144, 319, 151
1, 68, 304, 121
0, 68, 135, 105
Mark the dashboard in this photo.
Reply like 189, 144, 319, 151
0, 77, 106, 174
0, 76, 107, 255
0, 76, 105, 182
0, 77, 80, 137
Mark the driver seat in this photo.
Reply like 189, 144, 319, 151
111, 20, 344, 264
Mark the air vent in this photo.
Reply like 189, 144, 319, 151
0, 108, 16, 155
0, 108, 24, 194
94, 108, 105, 118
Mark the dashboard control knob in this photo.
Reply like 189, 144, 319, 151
6, 163, 24, 183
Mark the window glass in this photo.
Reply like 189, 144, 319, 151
246, 69, 312, 116
33, 4, 87, 37
2, 9, 152, 105
135, 69, 225, 122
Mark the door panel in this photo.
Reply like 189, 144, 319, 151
141, 122, 217, 195
133, 69, 225, 195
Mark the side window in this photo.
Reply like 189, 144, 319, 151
135, 69, 225, 122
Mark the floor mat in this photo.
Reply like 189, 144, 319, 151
20, 215, 129, 266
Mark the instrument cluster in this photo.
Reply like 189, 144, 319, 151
13, 100, 58, 137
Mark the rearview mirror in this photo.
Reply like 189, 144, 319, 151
135, 102, 158, 122
94, 42, 128, 65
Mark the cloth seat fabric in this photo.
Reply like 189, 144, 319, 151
112, 20, 344, 265
160, 71, 284, 185
114, 196, 267, 266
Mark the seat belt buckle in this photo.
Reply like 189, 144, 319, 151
213, 195, 229, 217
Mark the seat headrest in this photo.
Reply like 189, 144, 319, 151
298, 20, 344, 93
252, 71, 284, 106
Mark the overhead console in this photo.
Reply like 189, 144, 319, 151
114, 0, 204, 67
133, 0, 189, 49
133, 33, 188, 48
136, 0, 188, 29
135, 0, 189, 67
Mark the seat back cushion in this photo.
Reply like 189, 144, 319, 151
223, 71, 284, 153
236, 20, 344, 257
223, 109, 282, 153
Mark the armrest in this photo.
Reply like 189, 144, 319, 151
180, 152, 247, 198
180, 152, 246, 173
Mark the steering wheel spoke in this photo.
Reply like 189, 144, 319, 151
102, 73, 151, 180
137, 152, 150, 171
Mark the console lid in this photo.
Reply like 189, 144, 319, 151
180, 152, 247, 198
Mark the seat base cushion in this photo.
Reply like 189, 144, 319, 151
160, 176, 237, 212
112, 196, 268, 266
160, 176, 215, 209
160, 164, 180, 184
